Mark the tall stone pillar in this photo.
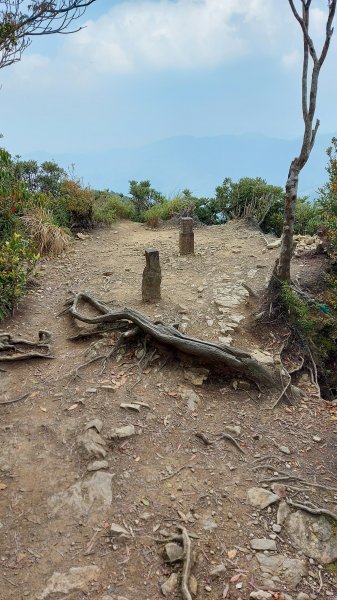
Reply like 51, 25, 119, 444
179, 217, 194, 255
142, 248, 161, 302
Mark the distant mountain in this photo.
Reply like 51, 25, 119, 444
26, 132, 336, 199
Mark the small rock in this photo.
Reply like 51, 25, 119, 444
120, 403, 141, 412
279, 445, 291, 455
189, 575, 198, 595
210, 563, 226, 578
285, 510, 337, 563
180, 388, 201, 412
206, 319, 214, 327
271, 483, 287, 498
85, 419, 103, 432
313, 435, 322, 443
87, 460, 109, 472
165, 542, 184, 562
110, 523, 131, 538
85, 388, 97, 394
250, 538, 277, 551
202, 516, 218, 530
184, 367, 209, 386
256, 553, 307, 589
247, 487, 280, 509
110, 425, 135, 439
78, 428, 107, 459
225, 425, 241, 436
277, 500, 291, 525
272, 524, 282, 533
37, 566, 100, 599
250, 592, 273, 600
297, 594, 310, 600
161, 573, 178, 596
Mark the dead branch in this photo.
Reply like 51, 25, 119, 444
215, 433, 246, 454
180, 527, 193, 600
67, 292, 275, 386
161, 465, 194, 482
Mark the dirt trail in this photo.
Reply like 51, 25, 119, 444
0, 220, 336, 600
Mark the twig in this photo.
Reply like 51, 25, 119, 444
270, 371, 292, 409
180, 527, 193, 600
195, 432, 212, 446
161, 464, 194, 481
215, 433, 246, 454
0, 393, 30, 406
287, 499, 337, 521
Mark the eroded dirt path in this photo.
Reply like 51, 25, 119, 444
1, 221, 337, 600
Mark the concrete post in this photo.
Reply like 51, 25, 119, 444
179, 217, 194, 255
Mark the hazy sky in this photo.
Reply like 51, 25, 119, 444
1, 0, 337, 157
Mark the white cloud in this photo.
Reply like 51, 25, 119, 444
64, 0, 281, 74
281, 50, 302, 70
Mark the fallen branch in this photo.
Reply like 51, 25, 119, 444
180, 527, 193, 600
216, 433, 246, 454
195, 431, 245, 454
161, 464, 194, 482
67, 292, 275, 386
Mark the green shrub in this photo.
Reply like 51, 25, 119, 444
0, 233, 39, 320
93, 191, 137, 224
280, 282, 313, 334
59, 179, 94, 229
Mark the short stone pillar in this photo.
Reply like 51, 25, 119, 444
179, 217, 194, 255
142, 248, 161, 302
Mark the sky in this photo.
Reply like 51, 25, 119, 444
1, 0, 337, 192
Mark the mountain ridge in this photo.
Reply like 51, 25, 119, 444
24, 132, 336, 198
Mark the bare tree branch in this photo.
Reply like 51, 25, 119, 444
0, 1, 97, 69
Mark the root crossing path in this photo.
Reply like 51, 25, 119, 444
0, 220, 336, 600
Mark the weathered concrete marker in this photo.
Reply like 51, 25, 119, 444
179, 217, 194, 255
142, 248, 161, 302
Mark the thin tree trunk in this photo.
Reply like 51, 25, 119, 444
274, 160, 299, 282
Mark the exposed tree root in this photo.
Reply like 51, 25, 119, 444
287, 499, 337, 521
67, 292, 275, 386
0, 332, 53, 362
0, 393, 30, 406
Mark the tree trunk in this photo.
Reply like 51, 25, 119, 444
273, 160, 299, 283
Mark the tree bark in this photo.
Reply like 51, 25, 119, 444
273, 161, 299, 282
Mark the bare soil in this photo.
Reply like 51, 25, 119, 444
1, 220, 337, 600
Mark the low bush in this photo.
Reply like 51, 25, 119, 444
59, 179, 94, 229
93, 191, 137, 224
0, 233, 39, 319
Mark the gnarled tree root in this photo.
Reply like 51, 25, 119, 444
67, 292, 275, 386
0, 331, 53, 362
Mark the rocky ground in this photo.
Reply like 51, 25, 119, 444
0, 219, 337, 600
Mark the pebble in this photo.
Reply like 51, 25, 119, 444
161, 573, 178, 596
250, 538, 277, 551
279, 445, 291, 455
205, 585, 212, 592
272, 524, 282, 533
313, 435, 322, 442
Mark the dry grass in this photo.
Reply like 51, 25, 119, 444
22, 208, 71, 256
